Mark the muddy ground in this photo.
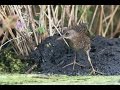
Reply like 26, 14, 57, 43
29, 34, 120, 76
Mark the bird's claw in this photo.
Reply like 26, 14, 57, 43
89, 69, 104, 75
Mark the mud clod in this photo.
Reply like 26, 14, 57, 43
29, 35, 120, 75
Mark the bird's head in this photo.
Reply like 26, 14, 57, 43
57, 29, 78, 40
57, 22, 88, 41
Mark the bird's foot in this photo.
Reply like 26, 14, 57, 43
62, 62, 85, 70
62, 62, 74, 69
75, 62, 85, 68
72, 62, 85, 70
57, 60, 64, 66
89, 69, 104, 75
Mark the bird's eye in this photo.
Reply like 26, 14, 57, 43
65, 32, 69, 36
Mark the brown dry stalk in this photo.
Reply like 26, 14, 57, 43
103, 5, 119, 37
89, 5, 99, 35
1, 5, 120, 57
98, 5, 103, 36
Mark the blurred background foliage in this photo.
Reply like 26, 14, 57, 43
0, 5, 120, 73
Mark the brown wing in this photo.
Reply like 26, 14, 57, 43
72, 31, 91, 51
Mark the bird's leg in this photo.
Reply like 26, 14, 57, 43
72, 52, 77, 70
86, 50, 104, 75
62, 52, 85, 70
73, 52, 85, 70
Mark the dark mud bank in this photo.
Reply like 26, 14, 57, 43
30, 35, 120, 75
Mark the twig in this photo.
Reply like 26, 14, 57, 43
0, 36, 22, 50
25, 63, 38, 74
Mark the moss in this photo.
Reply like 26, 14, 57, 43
0, 48, 27, 73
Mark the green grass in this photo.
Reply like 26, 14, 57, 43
0, 74, 120, 85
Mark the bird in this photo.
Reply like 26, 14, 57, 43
57, 23, 103, 75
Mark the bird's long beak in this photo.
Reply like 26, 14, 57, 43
57, 35, 70, 47
57, 35, 65, 40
